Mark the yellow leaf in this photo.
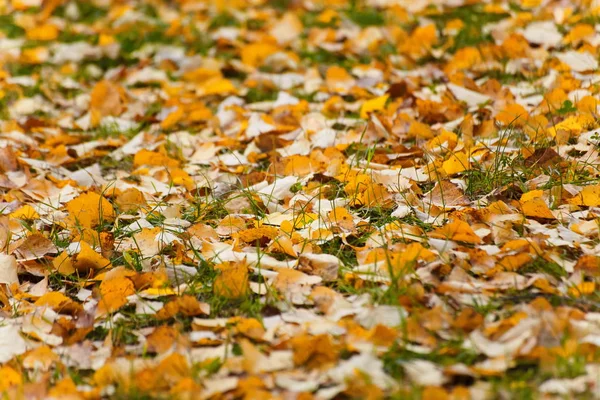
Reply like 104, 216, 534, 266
34, 292, 70, 308
521, 198, 555, 219
34, 291, 82, 314
133, 149, 180, 168
52, 251, 75, 275
66, 192, 115, 229
520, 190, 544, 203
160, 107, 184, 130
326, 66, 354, 92
268, 235, 297, 257
577, 96, 599, 114
496, 103, 528, 127
10, 204, 39, 220
290, 333, 339, 368
198, 77, 237, 96
115, 187, 146, 212
213, 262, 249, 299
156, 295, 209, 320
182, 67, 222, 83
241, 43, 279, 67
353, 183, 390, 207
26, 23, 59, 41
408, 121, 434, 139
235, 318, 265, 340
360, 94, 389, 119
497, 253, 533, 271
48, 378, 79, 398
156, 353, 190, 383
20, 47, 49, 64
344, 173, 371, 196
169, 168, 195, 190
422, 387, 449, 400
426, 130, 458, 151
401, 24, 437, 58
552, 114, 595, 135
73, 241, 111, 271
284, 155, 314, 176
564, 24, 594, 45
139, 287, 176, 297
317, 9, 339, 24
429, 219, 482, 244
446, 47, 481, 72
187, 104, 212, 122
90, 80, 124, 123
568, 185, 600, 207
569, 281, 595, 297
98, 33, 115, 46
146, 325, 180, 354
442, 152, 470, 175
98, 275, 135, 314
0, 366, 21, 392
327, 207, 355, 230
233, 227, 279, 243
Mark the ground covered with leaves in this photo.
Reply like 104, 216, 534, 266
3, 0, 600, 398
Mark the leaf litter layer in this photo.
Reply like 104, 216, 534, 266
1, 0, 600, 398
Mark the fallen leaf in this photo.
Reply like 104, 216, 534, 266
360, 95, 389, 119
213, 262, 249, 299
0, 254, 19, 285
97, 275, 135, 315
73, 241, 111, 272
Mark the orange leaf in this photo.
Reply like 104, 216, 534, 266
213, 262, 249, 299
115, 187, 146, 212
235, 318, 265, 341
429, 219, 482, 244
496, 103, 528, 127
0, 366, 21, 392
90, 80, 125, 123
97, 275, 135, 315
241, 43, 279, 67
133, 149, 180, 168
26, 24, 59, 41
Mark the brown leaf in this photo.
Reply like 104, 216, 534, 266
11, 234, 57, 261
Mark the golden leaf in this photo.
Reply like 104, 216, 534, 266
213, 262, 249, 299
97, 275, 135, 315
0, 366, 22, 393
90, 80, 124, 124
66, 192, 115, 229
568, 185, 600, 207
496, 103, 528, 127
240, 43, 279, 67
133, 149, 180, 168
9, 204, 39, 220
115, 187, 147, 212
73, 241, 111, 272
429, 219, 482, 244
26, 24, 59, 41
521, 198, 555, 219
360, 94, 389, 119
442, 152, 470, 175
235, 318, 265, 341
